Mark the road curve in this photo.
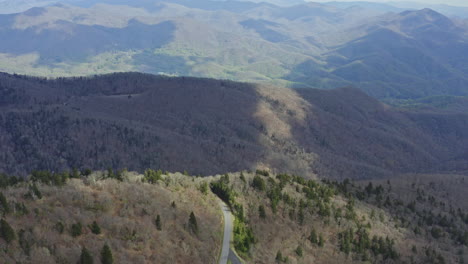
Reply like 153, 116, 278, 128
219, 201, 233, 264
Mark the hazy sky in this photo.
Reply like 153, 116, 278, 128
309, 0, 468, 7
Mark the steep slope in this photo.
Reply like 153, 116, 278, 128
0, 72, 467, 179
318, 9, 468, 99
0, 171, 223, 263
1, 170, 467, 263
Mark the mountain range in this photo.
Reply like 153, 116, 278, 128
0, 0, 467, 102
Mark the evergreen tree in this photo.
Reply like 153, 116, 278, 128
79, 247, 94, 264
0, 218, 15, 243
259, 205, 266, 219
188, 212, 198, 235
309, 229, 318, 244
71, 222, 82, 237
155, 215, 162, 231
30, 183, 42, 199
298, 207, 304, 225
0, 192, 10, 215
318, 234, 325, 247
295, 245, 303, 257
72, 168, 81, 178
90, 221, 101, 235
240, 172, 246, 183
275, 250, 283, 263
101, 243, 114, 264
252, 175, 266, 191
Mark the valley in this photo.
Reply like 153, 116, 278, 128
0, 1, 468, 101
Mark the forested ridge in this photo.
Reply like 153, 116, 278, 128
0, 72, 467, 179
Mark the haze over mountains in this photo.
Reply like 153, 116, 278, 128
0, 2, 468, 263
0, 0, 468, 102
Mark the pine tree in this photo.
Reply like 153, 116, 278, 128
71, 222, 82, 237
90, 221, 101, 235
259, 205, 266, 219
318, 234, 325, 247
155, 215, 162, 231
188, 212, 198, 235
30, 183, 42, 199
275, 250, 283, 263
295, 245, 303, 257
101, 243, 114, 264
79, 247, 94, 264
240, 172, 246, 183
309, 229, 318, 244
0, 218, 15, 243
0, 192, 10, 215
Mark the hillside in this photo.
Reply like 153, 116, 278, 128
0, 72, 467, 179
0, 1, 467, 101
0, 169, 467, 263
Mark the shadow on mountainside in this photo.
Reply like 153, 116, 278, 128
0, 72, 467, 179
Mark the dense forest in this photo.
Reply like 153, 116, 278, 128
0, 72, 467, 179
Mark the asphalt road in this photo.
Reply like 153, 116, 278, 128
219, 201, 233, 264
218, 201, 243, 264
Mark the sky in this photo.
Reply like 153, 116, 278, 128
309, 0, 468, 7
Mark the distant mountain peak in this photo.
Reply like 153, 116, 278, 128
23, 6, 46, 17
397, 8, 455, 31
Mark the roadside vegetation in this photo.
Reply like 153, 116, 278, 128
0, 169, 466, 263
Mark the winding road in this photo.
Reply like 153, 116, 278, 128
218, 201, 243, 264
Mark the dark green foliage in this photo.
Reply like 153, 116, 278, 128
0, 173, 22, 188
71, 222, 83, 237
295, 245, 303, 257
339, 228, 352, 255
240, 172, 246, 183
298, 206, 304, 225
0, 218, 15, 243
155, 215, 162, 231
267, 183, 282, 214
338, 227, 398, 260
79, 247, 94, 264
143, 169, 162, 184
90, 221, 101, 235
29, 183, 42, 199
275, 250, 283, 263
101, 243, 114, 264
233, 217, 255, 256
210, 176, 235, 208
31, 170, 69, 186
82, 168, 92, 177
309, 229, 318, 244
318, 234, 325, 247
188, 212, 198, 235
107, 168, 114, 179
276, 173, 291, 189
252, 175, 266, 192
258, 205, 266, 219
70, 168, 79, 178
0, 192, 10, 215
199, 182, 208, 195
210, 174, 255, 256
255, 169, 269, 177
